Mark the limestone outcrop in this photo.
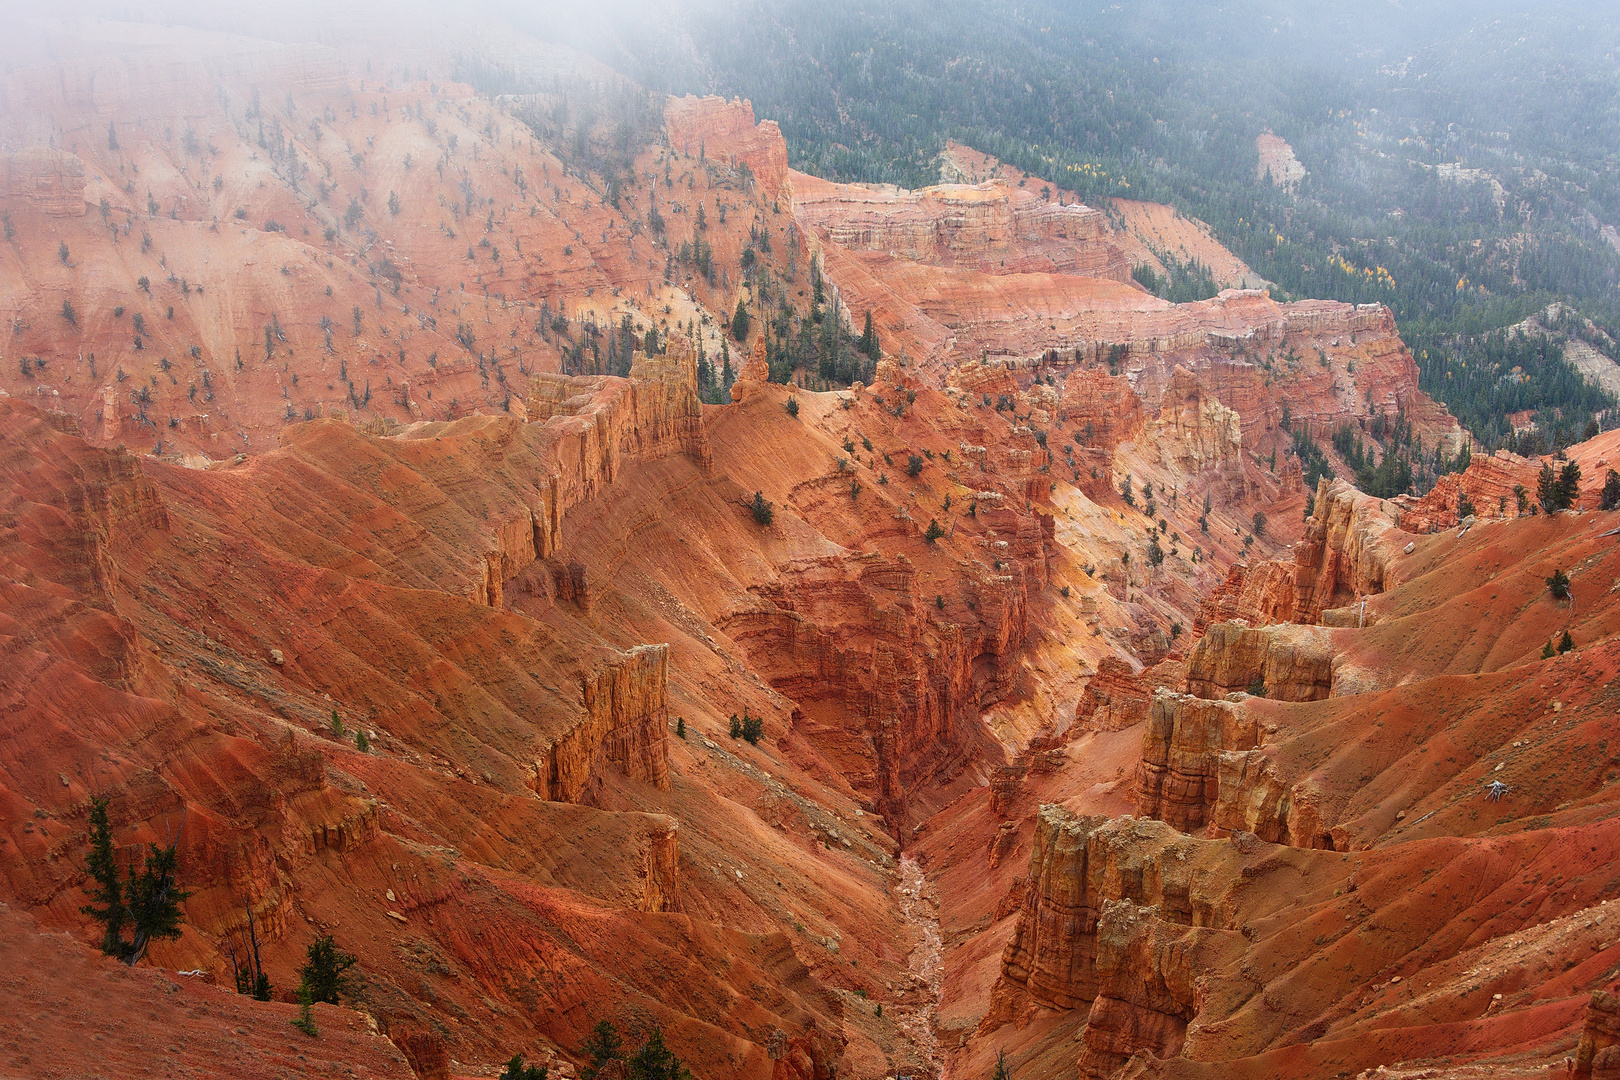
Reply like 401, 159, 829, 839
666, 95, 789, 197
538, 645, 673, 803
1289, 477, 1399, 623
1148, 366, 1242, 471
1576, 987, 1620, 1080
1189, 560, 1297, 638
1056, 368, 1146, 452
790, 173, 1132, 280
1182, 621, 1333, 701
1077, 899, 1213, 1078
1134, 690, 1267, 832
1073, 657, 1150, 733
1209, 746, 1335, 849
981, 806, 1252, 1055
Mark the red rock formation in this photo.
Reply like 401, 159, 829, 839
1289, 477, 1400, 622
1397, 434, 1620, 532
1182, 621, 1334, 700
1077, 899, 1215, 1078
1055, 367, 1146, 452
790, 173, 1132, 280
1147, 365, 1241, 471
1188, 559, 1297, 637
980, 807, 1253, 1032
1, 149, 84, 216
1576, 987, 1620, 1080
1134, 690, 1268, 832
666, 95, 789, 197
539, 644, 673, 803
1073, 656, 1151, 733
1195, 476, 1402, 634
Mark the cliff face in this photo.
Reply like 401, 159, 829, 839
1077, 899, 1213, 1078
723, 542, 1039, 823
1209, 745, 1335, 849
1055, 367, 1146, 452
790, 173, 1131, 281
1188, 477, 1401, 634
539, 644, 673, 804
1134, 690, 1266, 833
1289, 477, 1399, 623
665, 95, 789, 197
980, 805, 1256, 1072
1395, 434, 1620, 531
1149, 365, 1241, 471
1073, 656, 1149, 733
1182, 621, 1333, 701
984, 807, 1226, 1017
1189, 559, 1297, 638
1576, 988, 1620, 1080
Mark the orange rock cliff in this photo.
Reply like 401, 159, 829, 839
1, 13, 1618, 1080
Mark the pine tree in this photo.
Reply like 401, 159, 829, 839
1546, 567, 1571, 600
500, 1054, 549, 1080
1557, 630, 1575, 654
1537, 463, 1561, 512
859, 310, 880, 360
1602, 469, 1620, 511
627, 1028, 689, 1080
1558, 460, 1583, 509
81, 796, 190, 965
581, 1021, 624, 1080
298, 935, 357, 1005
991, 1047, 1013, 1080
81, 797, 128, 957
732, 299, 751, 342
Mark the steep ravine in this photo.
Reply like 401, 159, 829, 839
897, 854, 947, 1080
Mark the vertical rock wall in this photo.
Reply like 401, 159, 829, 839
537, 644, 672, 804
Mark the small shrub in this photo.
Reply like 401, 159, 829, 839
676, 717, 686, 739
1546, 568, 1571, 600
749, 491, 774, 526
1246, 674, 1267, 697
785, 397, 799, 418
907, 454, 925, 477
500, 1055, 548, 1080
291, 984, 318, 1037
924, 519, 946, 544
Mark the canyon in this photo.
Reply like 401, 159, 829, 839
0, 10, 1617, 1080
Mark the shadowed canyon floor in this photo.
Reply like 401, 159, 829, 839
1, 11, 1619, 1080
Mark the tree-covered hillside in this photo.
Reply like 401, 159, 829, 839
520, 0, 1620, 449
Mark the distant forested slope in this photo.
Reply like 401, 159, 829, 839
516, 0, 1620, 451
